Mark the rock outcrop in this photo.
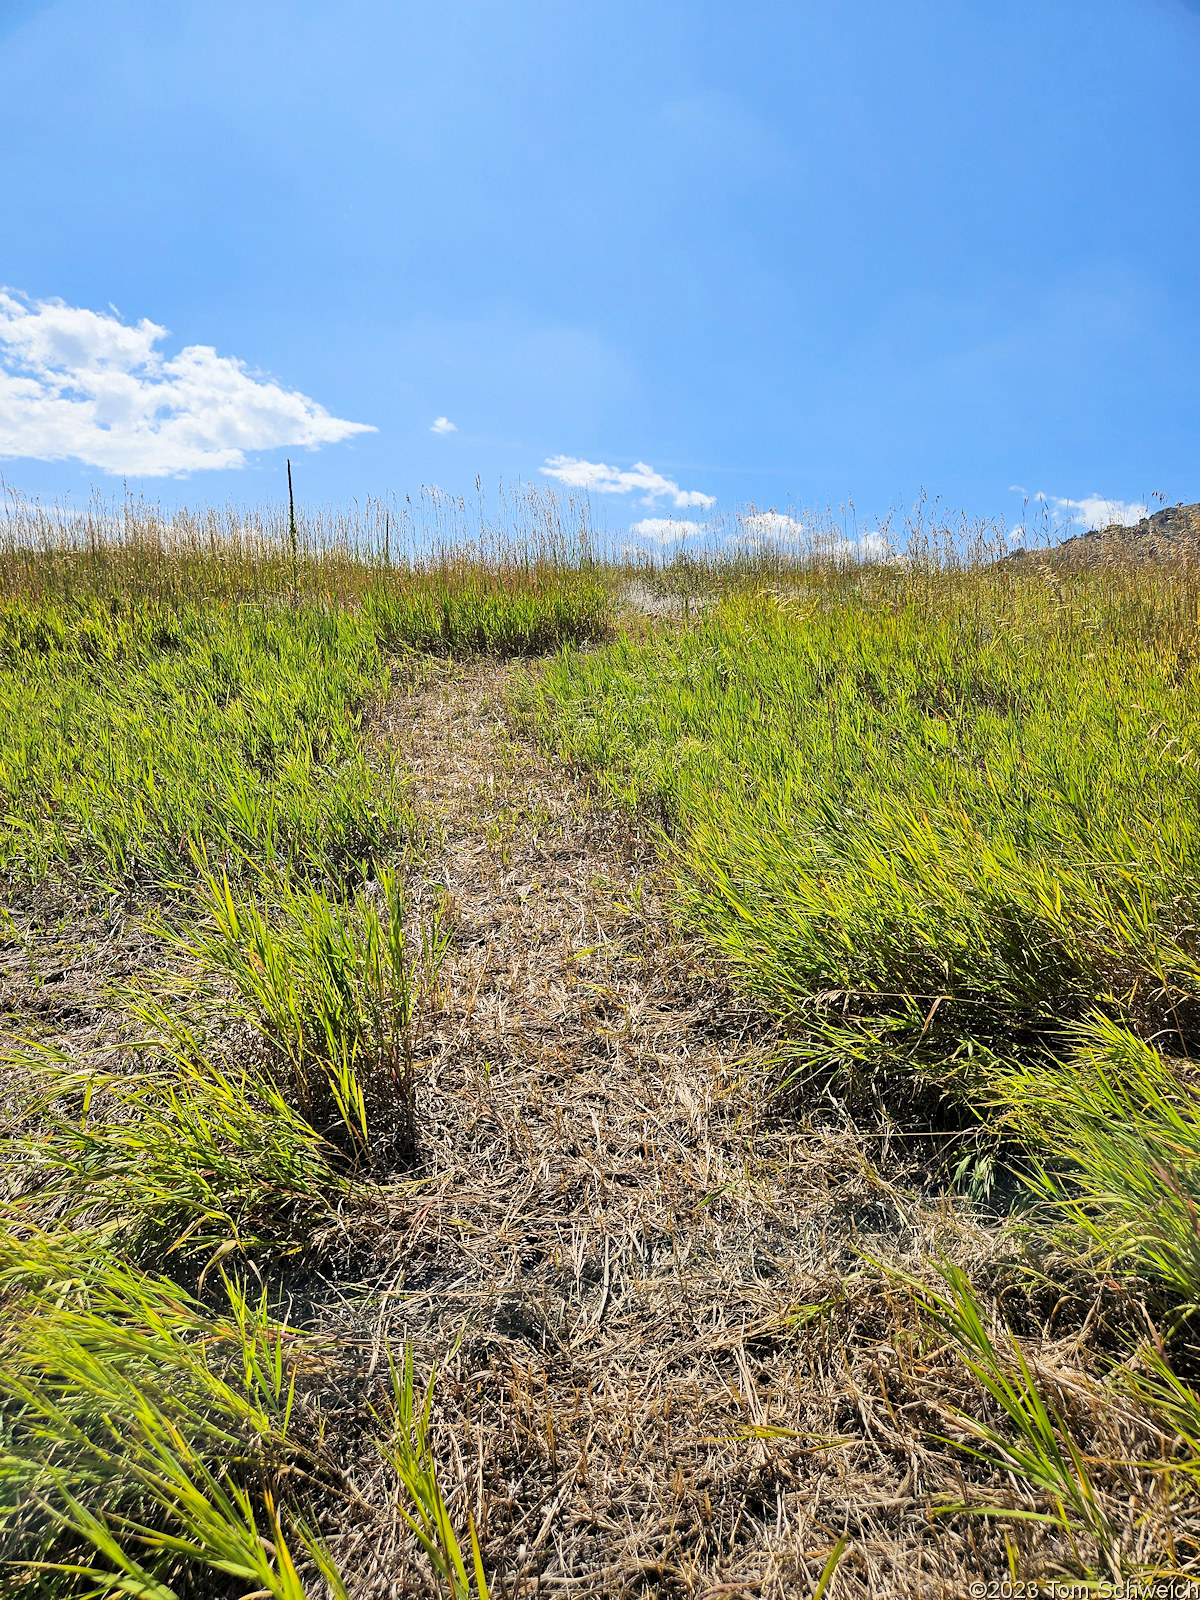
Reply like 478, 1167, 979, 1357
1005, 501, 1200, 566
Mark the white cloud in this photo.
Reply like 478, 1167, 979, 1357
736, 509, 889, 561
430, 416, 457, 434
739, 511, 805, 541
629, 517, 705, 542
811, 530, 893, 562
0, 290, 374, 476
850, 531, 892, 560
541, 455, 715, 509
1044, 493, 1148, 529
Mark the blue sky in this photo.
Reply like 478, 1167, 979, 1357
1, 0, 1198, 541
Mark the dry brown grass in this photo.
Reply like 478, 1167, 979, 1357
285, 661, 1188, 1595
4, 657, 1195, 1596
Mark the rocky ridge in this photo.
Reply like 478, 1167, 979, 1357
1006, 500, 1200, 565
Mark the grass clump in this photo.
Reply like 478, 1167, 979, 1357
365, 570, 609, 658
0, 1231, 347, 1599
0, 1230, 489, 1598
3, 1030, 349, 1263
999, 1014, 1200, 1314
892, 1259, 1200, 1582
529, 571, 1200, 1093
186, 865, 449, 1169
2, 866, 447, 1258
376, 1348, 489, 1600
908, 1261, 1121, 1570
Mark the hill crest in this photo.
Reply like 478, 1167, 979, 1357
1007, 500, 1200, 565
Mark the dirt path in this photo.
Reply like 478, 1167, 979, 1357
325, 659, 1004, 1598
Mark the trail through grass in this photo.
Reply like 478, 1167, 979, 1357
5, 499, 1200, 1591
0, 506, 609, 1594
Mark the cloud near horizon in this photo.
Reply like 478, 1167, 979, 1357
541, 454, 715, 508
1010, 488, 1149, 534
629, 516, 706, 541
736, 510, 890, 561
1046, 493, 1148, 529
0, 291, 374, 475
739, 511, 805, 540
830, 531, 892, 560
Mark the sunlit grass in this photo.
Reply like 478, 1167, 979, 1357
528, 556, 1200, 1380
186, 864, 450, 1168
0, 1230, 347, 1598
3, 1024, 350, 1261
528, 567, 1200, 1092
998, 1015, 1200, 1314
6, 488, 1200, 1586
0, 492, 610, 895
0, 596, 412, 890
376, 1347, 489, 1600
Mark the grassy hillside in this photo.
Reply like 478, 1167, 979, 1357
3, 501, 1200, 1595
531, 558, 1200, 1300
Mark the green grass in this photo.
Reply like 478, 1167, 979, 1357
2, 867, 451, 1267
4, 1022, 351, 1262
184, 864, 450, 1168
527, 570, 1200, 1092
8, 502, 1200, 1587
902, 1259, 1119, 1572
526, 558, 1200, 1369
376, 1348, 489, 1600
0, 512, 610, 894
0, 594, 411, 890
0, 1230, 488, 1598
998, 1014, 1200, 1313
0, 1230, 348, 1599
0, 511, 608, 1592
